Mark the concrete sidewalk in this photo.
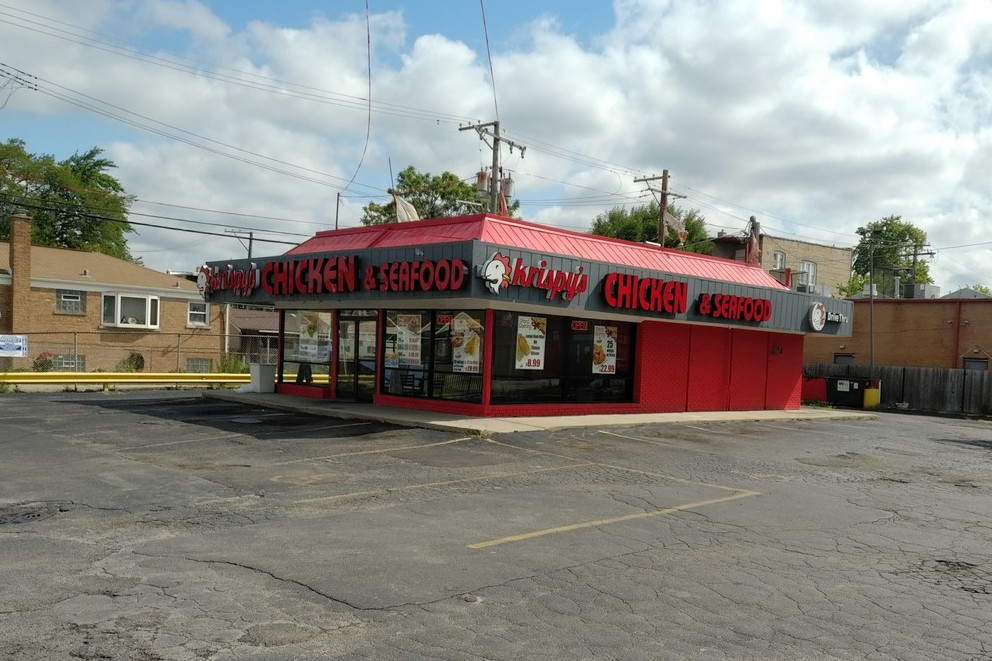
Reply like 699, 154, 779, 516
202, 390, 875, 435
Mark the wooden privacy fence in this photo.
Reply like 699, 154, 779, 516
804, 363, 992, 416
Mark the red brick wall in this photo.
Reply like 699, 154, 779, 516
729, 328, 769, 410
765, 332, 803, 408
687, 325, 732, 411
635, 321, 690, 412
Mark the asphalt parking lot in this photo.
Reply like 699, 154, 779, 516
2, 391, 992, 660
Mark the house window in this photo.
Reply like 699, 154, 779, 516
186, 358, 212, 373
800, 260, 817, 286
101, 294, 160, 329
772, 251, 786, 270
56, 290, 86, 315
963, 357, 988, 371
188, 302, 209, 327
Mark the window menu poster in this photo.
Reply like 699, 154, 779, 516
515, 315, 547, 370
592, 325, 618, 374
299, 313, 321, 360
451, 312, 482, 374
395, 313, 423, 367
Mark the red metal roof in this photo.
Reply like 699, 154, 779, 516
287, 214, 787, 289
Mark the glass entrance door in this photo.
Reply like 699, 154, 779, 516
336, 314, 377, 401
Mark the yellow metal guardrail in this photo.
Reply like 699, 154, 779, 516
0, 371, 252, 392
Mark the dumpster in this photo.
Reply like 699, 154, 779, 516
825, 377, 872, 408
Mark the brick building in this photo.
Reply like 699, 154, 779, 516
711, 232, 853, 298
0, 209, 225, 372
804, 297, 992, 370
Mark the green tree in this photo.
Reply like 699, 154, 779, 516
970, 283, 992, 296
589, 202, 713, 254
361, 166, 520, 225
838, 215, 932, 297
0, 139, 136, 261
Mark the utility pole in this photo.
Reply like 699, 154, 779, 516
634, 169, 685, 246
459, 121, 526, 213
225, 229, 254, 261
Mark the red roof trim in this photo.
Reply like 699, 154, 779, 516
286, 214, 787, 289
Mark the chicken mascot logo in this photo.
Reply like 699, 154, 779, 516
481, 251, 511, 295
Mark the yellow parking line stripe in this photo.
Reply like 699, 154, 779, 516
266, 436, 473, 467
293, 462, 596, 504
468, 490, 760, 549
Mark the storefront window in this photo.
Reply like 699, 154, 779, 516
382, 310, 483, 403
491, 311, 634, 404
282, 310, 332, 385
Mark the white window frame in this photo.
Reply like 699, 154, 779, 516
187, 301, 209, 328
56, 290, 86, 315
101, 293, 160, 330
800, 260, 817, 287
771, 251, 786, 270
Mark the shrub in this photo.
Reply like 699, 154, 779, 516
216, 353, 250, 373
32, 351, 54, 372
115, 352, 146, 372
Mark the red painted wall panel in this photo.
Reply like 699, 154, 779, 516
687, 325, 732, 411
729, 328, 769, 410
765, 333, 803, 409
635, 321, 691, 412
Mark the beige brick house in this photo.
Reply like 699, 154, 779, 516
1, 210, 225, 372
711, 232, 853, 298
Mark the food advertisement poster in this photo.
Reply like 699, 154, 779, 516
298, 313, 322, 360
592, 325, 618, 374
515, 315, 547, 370
451, 313, 482, 373
395, 313, 423, 367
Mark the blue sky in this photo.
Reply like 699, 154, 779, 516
1, 0, 991, 291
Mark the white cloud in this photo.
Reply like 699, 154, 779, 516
1, 0, 990, 289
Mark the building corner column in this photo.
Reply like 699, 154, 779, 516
9, 209, 32, 334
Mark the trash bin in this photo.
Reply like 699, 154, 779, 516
825, 377, 872, 408
863, 379, 881, 410
249, 363, 276, 393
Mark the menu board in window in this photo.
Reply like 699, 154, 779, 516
592, 325, 618, 374
515, 315, 547, 370
451, 312, 482, 374
395, 313, 423, 367
299, 313, 322, 360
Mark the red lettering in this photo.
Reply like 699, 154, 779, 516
742, 297, 754, 320
450, 259, 465, 289
420, 260, 434, 289
638, 277, 652, 310
435, 260, 450, 290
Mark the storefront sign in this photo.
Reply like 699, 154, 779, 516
592, 325, 618, 374
602, 273, 688, 314
370, 258, 465, 292
480, 251, 587, 300
809, 302, 827, 331
0, 334, 27, 358
262, 256, 357, 296
516, 315, 547, 370
697, 293, 772, 322
197, 264, 259, 297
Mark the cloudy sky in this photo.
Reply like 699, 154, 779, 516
1, 0, 990, 291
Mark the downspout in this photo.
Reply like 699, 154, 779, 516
952, 300, 962, 368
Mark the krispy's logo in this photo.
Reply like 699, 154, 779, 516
480, 251, 511, 294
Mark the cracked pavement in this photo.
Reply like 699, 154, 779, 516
1, 391, 991, 659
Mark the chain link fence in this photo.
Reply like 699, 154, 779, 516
0, 332, 278, 374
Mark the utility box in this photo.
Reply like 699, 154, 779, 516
249, 363, 276, 393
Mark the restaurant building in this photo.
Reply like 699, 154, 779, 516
199, 214, 853, 416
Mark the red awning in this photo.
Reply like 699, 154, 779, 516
286, 214, 786, 289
